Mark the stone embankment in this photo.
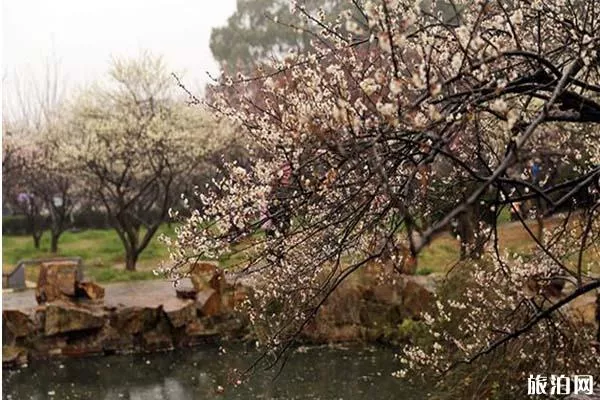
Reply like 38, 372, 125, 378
2, 261, 251, 368
301, 274, 435, 343
2, 260, 437, 369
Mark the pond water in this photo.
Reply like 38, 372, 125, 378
2, 344, 425, 399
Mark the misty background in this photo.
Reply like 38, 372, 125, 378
2, 0, 236, 117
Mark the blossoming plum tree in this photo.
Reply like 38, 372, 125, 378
65, 53, 230, 271
168, 0, 599, 392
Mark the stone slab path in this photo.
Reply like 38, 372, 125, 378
2, 278, 194, 310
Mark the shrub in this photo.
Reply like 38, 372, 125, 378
397, 255, 600, 399
2, 215, 50, 235
3, 209, 174, 234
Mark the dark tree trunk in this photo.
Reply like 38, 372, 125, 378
50, 231, 61, 253
457, 206, 487, 259
113, 223, 142, 272
125, 251, 138, 271
536, 214, 545, 245
458, 209, 476, 259
33, 233, 41, 249
28, 216, 43, 249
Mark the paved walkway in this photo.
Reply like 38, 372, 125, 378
2, 278, 194, 310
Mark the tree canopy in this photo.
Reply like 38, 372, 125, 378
63, 53, 230, 270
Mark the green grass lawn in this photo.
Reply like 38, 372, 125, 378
2, 225, 177, 283
3, 215, 596, 284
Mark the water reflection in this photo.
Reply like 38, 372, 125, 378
3, 344, 422, 399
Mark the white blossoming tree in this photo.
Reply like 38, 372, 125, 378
65, 53, 229, 271
168, 0, 599, 394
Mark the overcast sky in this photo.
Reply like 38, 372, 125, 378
2, 0, 236, 115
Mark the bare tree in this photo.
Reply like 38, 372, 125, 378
3, 53, 67, 133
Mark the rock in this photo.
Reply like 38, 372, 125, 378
60, 330, 104, 357
100, 325, 135, 354
360, 276, 433, 319
141, 312, 177, 352
545, 278, 566, 297
1, 275, 260, 367
30, 335, 68, 355
189, 263, 224, 294
364, 248, 418, 276
300, 283, 364, 342
525, 276, 566, 298
222, 284, 250, 312
111, 306, 161, 335
299, 275, 435, 344
323, 324, 365, 342
177, 321, 219, 347
368, 283, 402, 305
317, 286, 363, 326
381, 254, 418, 275
184, 320, 213, 336
302, 319, 365, 343
32, 306, 46, 332
164, 300, 196, 328
213, 315, 250, 340
142, 331, 173, 352
565, 291, 597, 326
61, 343, 103, 358
175, 284, 197, 300
2, 345, 28, 368
401, 277, 433, 318
77, 281, 105, 300
3, 309, 35, 340
45, 302, 105, 336
359, 302, 403, 328
36, 261, 80, 304
197, 289, 222, 317
400, 254, 418, 275
35, 262, 104, 303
